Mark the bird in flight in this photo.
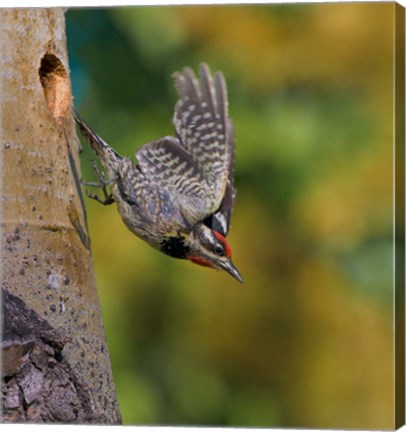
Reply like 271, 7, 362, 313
75, 63, 243, 283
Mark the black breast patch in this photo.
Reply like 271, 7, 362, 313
160, 235, 190, 259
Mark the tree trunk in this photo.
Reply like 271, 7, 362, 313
1, 8, 121, 424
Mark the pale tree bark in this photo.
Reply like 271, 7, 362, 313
1, 8, 121, 423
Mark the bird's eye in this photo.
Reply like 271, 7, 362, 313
214, 244, 224, 256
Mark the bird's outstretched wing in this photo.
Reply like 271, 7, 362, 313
135, 136, 211, 227
203, 122, 236, 237
121, 64, 235, 232
172, 63, 236, 236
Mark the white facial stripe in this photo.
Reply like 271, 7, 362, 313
214, 214, 227, 235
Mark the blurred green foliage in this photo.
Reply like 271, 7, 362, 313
66, 3, 395, 428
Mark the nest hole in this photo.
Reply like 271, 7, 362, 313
39, 53, 70, 122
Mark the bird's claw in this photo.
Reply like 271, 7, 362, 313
85, 190, 115, 206
81, 160, 116, 206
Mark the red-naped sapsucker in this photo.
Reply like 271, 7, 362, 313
75, 64, 243, 283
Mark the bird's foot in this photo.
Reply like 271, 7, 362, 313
81, 160, 116, 206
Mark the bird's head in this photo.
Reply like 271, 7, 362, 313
186, 223, 243, 283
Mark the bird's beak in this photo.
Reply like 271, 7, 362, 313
222, 259, 244, 283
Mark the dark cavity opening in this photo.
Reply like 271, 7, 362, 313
39, 53, 70, 122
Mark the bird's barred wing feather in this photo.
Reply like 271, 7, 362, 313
172, 64, 236, 233
135, 136, 212, 227
205, 120, 236, 237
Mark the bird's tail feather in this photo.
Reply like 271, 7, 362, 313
74, 111, 122, 176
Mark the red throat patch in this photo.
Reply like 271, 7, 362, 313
188, 255, 214, 268
212, 230, 232, 258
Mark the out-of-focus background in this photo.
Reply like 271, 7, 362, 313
66, 3, 395, 429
